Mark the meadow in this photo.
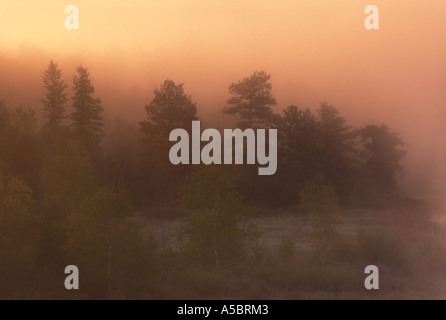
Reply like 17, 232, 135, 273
139, 200, 446, 299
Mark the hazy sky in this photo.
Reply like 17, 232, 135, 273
0, 0, 445, 195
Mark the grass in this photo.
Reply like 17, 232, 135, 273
137, 201, 446, 299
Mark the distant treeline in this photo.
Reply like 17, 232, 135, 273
0, 62, 407, 299
5, 63, 405, 206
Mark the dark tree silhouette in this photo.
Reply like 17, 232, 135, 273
272, 105, 320, 201
41, 61, 67, 135
359, 124, 406, 191
223, 71, 277, 128
140, 79, 197, 161
317, 102, 357, 183
139, 79, 197, 205
71, 66, 104, 154
276, 105, 319, 170
0, 103, 41, 187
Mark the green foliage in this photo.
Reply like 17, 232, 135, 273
139, 79, 198, 205
276, 106, 319, 167
0, 62, 419, 299
37, 138, 99, 279
140, 79, 197, 156
71, 66, 104, 154
178, 166, 258, 271
41, 60, 68, 134
299, 174, 340, 217
0, 103, 41, 187
0, 174, 38, 299
40, 137, 98, 217
299, 174, 341, 266
179, 165, 245, 210
8, 107, 39, 137
273, 105, 320, 203
223, 71, 277, 128
64, 189, 156, 298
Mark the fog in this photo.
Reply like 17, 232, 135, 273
0, 0, 445, 200
2, 1, 446, 300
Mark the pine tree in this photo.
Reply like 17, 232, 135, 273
317, 102, 357, 183
41, 61, 67, 134
139, 79, 198, 204
273, 105, 319, 199
71, 66, 104, 154
223, 71, 277, 128
140, 79, 197, 155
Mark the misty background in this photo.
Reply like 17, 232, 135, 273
1, 0, 446, 300
1, 0, 445, 199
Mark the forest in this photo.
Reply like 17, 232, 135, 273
1, 61, 445, 300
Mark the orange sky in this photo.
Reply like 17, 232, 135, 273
0, 0, 445, 196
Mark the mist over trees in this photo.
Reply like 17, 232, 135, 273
71, 66, 104, 159
223, 71, 277, 128
359, 124, 406, 192
0, 64, 411, 299
140, 79, 198, 155
41, 61, 68, 136
139, 79, 198, 205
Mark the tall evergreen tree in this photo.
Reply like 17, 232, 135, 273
41, 61, 67, 134
318, 102, 359, 197
140, 79, 197, 162
273, 105, 320, 201
223, 71, 277, 128
71, 66, 104, 154
276, 105, 319, 171
139, 79, 198, 205
317, 102, 358, 190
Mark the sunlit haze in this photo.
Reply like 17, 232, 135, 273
0, 0, 445, 196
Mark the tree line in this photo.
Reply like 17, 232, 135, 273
0, 61, 407, 298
